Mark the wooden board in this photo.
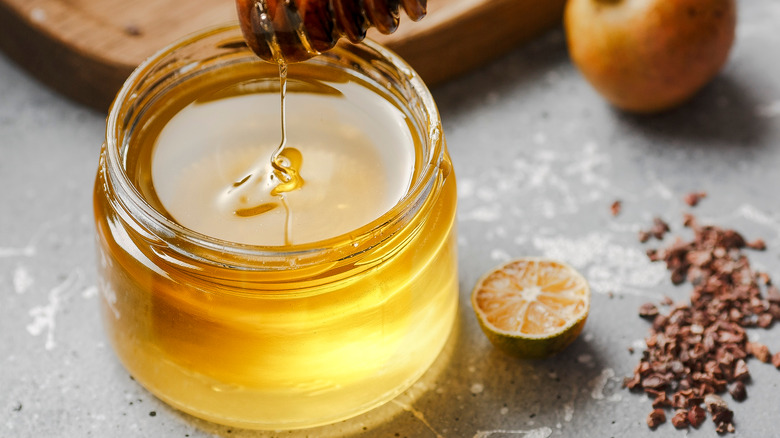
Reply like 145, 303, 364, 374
0, 0, 565, 111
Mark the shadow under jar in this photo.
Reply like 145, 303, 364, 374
93, 24, 458, 430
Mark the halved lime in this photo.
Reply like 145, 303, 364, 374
471, 258, 590, 359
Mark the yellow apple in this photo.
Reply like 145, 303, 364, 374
565, 0, 736, 113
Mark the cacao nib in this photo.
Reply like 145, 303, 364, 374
683, 192, 707, 207
626, 212, 777, 433
746, 342, 770, 363
647, 408, 666, 429
639, 303, 659, 318
728, 381, 746, 402
773, 352, 780, 369
671, 409, 689, 428
688, 405, 706, 428
746, 239, 766, 251
610, 200, 622, 216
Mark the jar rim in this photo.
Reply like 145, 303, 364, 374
104, 23, 445, 268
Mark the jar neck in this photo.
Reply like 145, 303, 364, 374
103, 24, 446, 273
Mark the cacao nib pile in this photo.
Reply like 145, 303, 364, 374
624, 210, 780, 433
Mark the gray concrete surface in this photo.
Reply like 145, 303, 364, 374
2, 1, 780, 437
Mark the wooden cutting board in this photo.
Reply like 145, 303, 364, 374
0, 0, 565, 111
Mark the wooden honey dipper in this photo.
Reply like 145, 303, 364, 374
236, 0, 427, 63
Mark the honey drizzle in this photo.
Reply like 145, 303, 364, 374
269, 62, 291, 185
224, 62, 303, 246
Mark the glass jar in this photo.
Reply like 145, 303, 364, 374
93, 24, 458, 430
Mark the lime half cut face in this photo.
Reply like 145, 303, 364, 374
471, 258, 590, 359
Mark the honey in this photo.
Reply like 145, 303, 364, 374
93, 25, 458, 430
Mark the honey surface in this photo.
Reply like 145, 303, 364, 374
151, 79, 414, 246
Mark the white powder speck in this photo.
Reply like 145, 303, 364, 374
459, 179, 475, 199
13, 265, 33, 294
540, 200, 557, 219
644, 175, 674, 200
1, 223, 57, 258
527, 162, 552, 188
545, 70, 561, 84
497, 179, 514, 192
490, 249, 511, 262
468, 366, 476, 373
500, 407, 509, 415
583, 332, 594, 342
632, 339, 646, 350
477, 188, 498, 202
655, 183, 674, 200
533, 232, 666, 297
590, 368, 616, 400
514, 236, 529, 246
82, 286, 98, 298
412, 380, 430, 393
27, 270, 81, 350
756, 101, 780, 118
577, 354, 593, 365
0, 244, 35, 258
462, 205, 501, 222
735, 204, 780, 235
563, 141, 610, 190
563, 401, 574, 422
470, 383, 485, 394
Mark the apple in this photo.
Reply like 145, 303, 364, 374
564, 0, 736, 113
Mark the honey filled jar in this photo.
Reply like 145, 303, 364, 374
93, 24, 457, 430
